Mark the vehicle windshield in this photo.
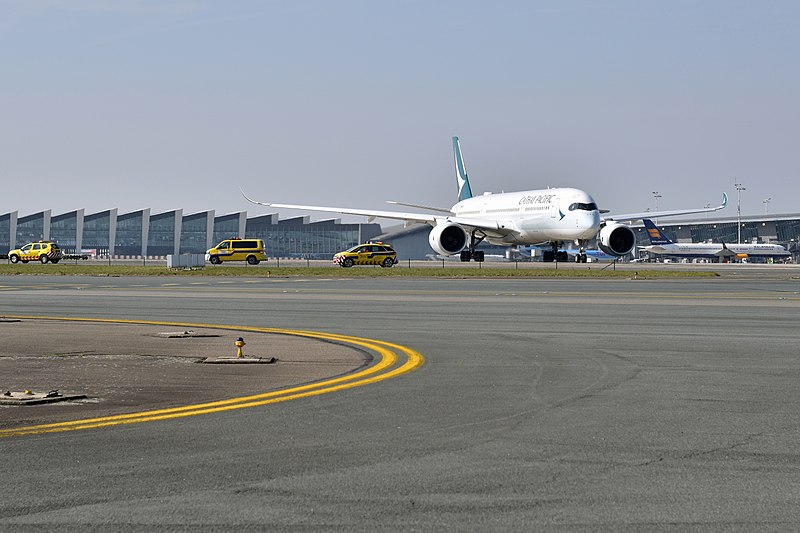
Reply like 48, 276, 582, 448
216, 241, 230, 250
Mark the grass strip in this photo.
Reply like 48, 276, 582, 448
0, 264, 718, 278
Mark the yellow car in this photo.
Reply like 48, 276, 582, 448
206, 238, 266, 265
9, 241, 63, 264
333, 242, 397, 268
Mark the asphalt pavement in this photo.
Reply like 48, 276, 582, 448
1, 270, 800, 530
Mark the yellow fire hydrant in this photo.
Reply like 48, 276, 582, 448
235, 337, 246, 358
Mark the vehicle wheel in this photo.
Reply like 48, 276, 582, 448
381, 257, 394, 268
209, 255, 221, 265
343, 257, 354, 268
247, 255, 259, 265
51, 259, 60, 264
40, 255, 49, 264
9, 254, 19, 264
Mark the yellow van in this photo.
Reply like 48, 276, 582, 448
206, 238, 266, 265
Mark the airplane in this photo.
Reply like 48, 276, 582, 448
242, 137, 728, 263
641, 219, 790, 262
517, 245, 616, 262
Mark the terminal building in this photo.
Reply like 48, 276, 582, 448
1, 208, 799, 262
0, 209, 381, 259
628, 212, 800, 261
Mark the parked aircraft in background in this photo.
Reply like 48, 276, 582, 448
243, 137, 727, 263
641, 219, 790, 262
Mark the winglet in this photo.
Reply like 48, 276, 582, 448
453, 136, 473, 202
722, 192, 728, 208
240, 188, 269, 207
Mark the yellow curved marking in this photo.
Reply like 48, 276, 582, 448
0, 316, 424, 438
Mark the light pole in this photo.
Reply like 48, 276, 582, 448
735, 182, 746, 244
763, 197, 771, 214
652, 191, 662, 223
652, 191, 661, 211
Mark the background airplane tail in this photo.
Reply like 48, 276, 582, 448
643, 219, 673, 245
452, 136, 473, 202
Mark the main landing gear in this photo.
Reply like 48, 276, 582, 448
460, 231, 486, 262
541, 241, 585, 263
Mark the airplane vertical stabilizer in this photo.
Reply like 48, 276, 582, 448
453, 136, 473, 202
643, 219, 673, 245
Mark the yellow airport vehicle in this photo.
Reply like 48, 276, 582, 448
205, 238, 266, 265
333, 242, 397, 268
8, 241, 63, 264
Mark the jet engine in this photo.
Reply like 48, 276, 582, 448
428, 222, 468, 256
596, 222, 636, 256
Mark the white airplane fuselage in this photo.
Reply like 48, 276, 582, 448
451, 187, 600, 245
643, 242, 789, 258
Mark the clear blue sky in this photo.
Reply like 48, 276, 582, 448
2, 0, 798, 219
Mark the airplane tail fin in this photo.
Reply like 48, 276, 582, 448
453, 136, 473, 202
643, 219, 673, 245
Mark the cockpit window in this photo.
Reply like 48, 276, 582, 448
568, 202, 598, 212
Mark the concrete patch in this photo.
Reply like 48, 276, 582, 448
153, 330, 222, 338
202, 357, 278, 364
1, 390, 87, 405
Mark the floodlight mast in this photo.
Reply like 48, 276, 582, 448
735, 182, 746, 244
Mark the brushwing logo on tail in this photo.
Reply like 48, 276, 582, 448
642, 219, 672, 245
453, 136, 473, 202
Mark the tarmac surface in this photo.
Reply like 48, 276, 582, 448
0, 319, 368, 428
1, 268, 800, 530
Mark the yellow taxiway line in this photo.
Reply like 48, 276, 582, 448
0, 316, 425, 438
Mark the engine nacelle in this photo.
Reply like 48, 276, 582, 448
428, 222, 468, 255
597, 222, 636, 256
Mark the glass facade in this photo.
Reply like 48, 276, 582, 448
116, 211, 146, 256
0, 213, 12, 253
148, 211, 178, 257
246, 215, 380, 259
16, 212, 47, 246
213, 213, 243, 245
180, 212, 210, 254
14, 207, 800, 261
83, 211, 113, 257
50, 211, 80, 254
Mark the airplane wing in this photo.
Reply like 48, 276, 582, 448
603, 193, 728, 223
715, 242, 737, 257
385, 201, 452, 214
242, 189, 517, 236
241, 189, 437, 225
